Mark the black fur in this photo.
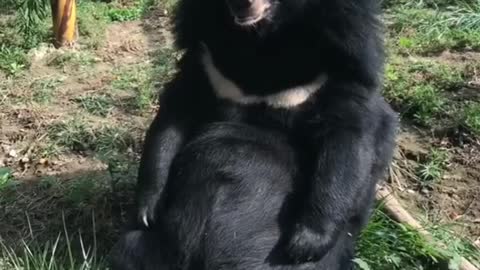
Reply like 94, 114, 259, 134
110, 0, 398, 269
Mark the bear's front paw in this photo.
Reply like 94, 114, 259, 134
137, 197, 160, 228
287, 224, 331, 263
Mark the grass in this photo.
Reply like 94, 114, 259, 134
76, 0, 110, 49
429, 224, 480, 269
357, 208, 445, 270
383, 56, 480, 133
417, 148, 449, 185
0, 45, 28, 76
107, 0, 155, 22
462, 102, 480, 136
384, 59, 449, 126
388, 3, 480, 54
0, 218, 108, 270
75, 95, 115, 117
31, 77, 64, 104
47, 117, 136, 157
47, 51, 96, 71
111, 63, 158, 113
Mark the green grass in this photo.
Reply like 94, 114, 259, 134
384, 59, 448, 126
429, 224, 480, 269
383, 55, 480, 131
75, 95, 115, 117
0, 230, 107, 270
108, 48, 177, 113
76, 0, 110, 49
0, 45, 28, 76
111, 64, 157, 112
388, 3, 480, 54
47, 51, 96, 71
30, 77, 64, 104
417, 148, 449, 185
357, 209, 445, 270
47, 117, 136, 157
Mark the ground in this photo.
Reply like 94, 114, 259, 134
0, 0, 479, 269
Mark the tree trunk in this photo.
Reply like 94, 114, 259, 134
51, 0, 77, 48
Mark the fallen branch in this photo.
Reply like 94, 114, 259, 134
376, 185, 479, 270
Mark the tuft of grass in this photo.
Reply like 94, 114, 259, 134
77, 1, 109, 49
408, 84, 446, 125
75, 95, 115, 117
110, 49, 178, 113
357, 207, 445, 270
31, 77, 64, 104
107, 0, 160, 22
0, 213, 107, 270
47, 51, 96, 71
111, 64, 156, 112
388, 6, 480, 54
47, 118, 136, 156
417, 148, 449, 184
0, 45, 28, 76
384, 60, 450, 126
429, 224, 480, 269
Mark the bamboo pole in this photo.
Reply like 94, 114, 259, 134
376, 185, 479, 270
51, 0, 77, 48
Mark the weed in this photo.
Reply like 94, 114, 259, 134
108, 6, 143, 22
107, 0, 160, 22
31, 77, 64, 104
0, 45, 28, 76
417, 148, 449, 184
410, 84, 446, 125
75, 95, 114, 117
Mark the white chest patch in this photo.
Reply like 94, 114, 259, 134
201, 49, 327, 109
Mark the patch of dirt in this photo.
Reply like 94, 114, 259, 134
101, 21, 151, 64
438, 50, 480, 64
391, 127, 480, 243
0, 18, 170, 180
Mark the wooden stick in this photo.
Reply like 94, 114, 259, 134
376, 185, 479, 270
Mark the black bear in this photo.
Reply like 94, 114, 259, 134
111, 0, 397, 269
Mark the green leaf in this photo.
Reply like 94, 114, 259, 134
353, 258, 372, 270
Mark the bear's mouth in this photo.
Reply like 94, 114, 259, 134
226, 0, 271, 26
